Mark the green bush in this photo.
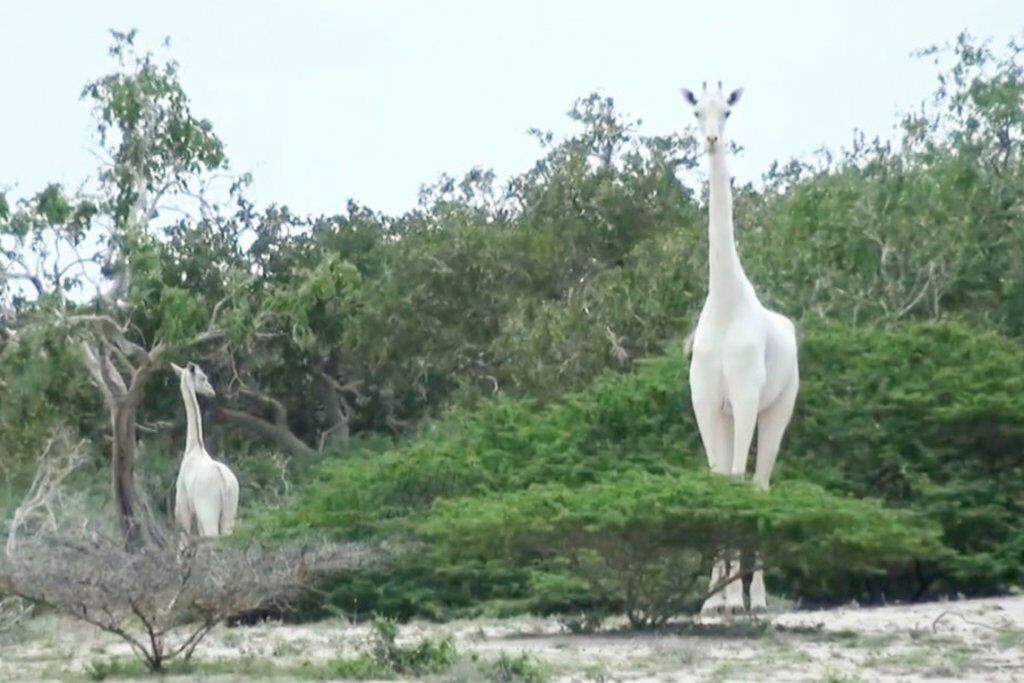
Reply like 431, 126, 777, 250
251, 350, 693, 540
483, 652, 548, 683
326, 619, 457, 679
786, 321, 1024, 593
421, 471, 942, 627
85, 656, 150, 681
258, 319, 1024, 620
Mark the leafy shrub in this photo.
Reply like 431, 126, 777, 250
261, 319, 1024, 620
484, 652, 548, 683
84, 656, 149, 681
325, 655, 388, 680
326, 619, 457, 679
421, 471, 942, 627
252, 350, 693, 539
788, 322, 1024, 593
365, 618, 457, 675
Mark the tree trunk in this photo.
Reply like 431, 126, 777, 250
313, 371, 350, 449
216, 407, 314, 460
111, 403, 144, 551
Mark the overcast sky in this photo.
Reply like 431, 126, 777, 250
1, 1, 1022, 217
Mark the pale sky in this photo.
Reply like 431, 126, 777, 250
1, 1, 1023, 217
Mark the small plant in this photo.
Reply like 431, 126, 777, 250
367, 618, 457, 675
326, 618, 458, 679
326, 654, 389, 680
995, 627, 1024, 649
485, 652, 548, 683
84, 656, 155, 681
821, 671, 864, 683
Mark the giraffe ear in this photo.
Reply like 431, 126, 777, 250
170, 362, 185, 377
681, 88, 697, 106
727, 88, 744, 106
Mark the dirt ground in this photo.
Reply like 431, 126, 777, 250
2, 595, 1023, 681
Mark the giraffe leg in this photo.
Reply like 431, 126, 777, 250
723, 550, 745, 611
749, 371, 799, 611
728, 391, 760, 478
700, 414, 735, 614
753, 372, 799, 491
174, 484, 193, 534
749, 556, 767, 612
194, 494, 221, 537
701, 559, 728, 614
723, 348, 766, 478
691, 392, 729, 474
693, 360, 750, 614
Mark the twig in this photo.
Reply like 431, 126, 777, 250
932, 609, 1004, 633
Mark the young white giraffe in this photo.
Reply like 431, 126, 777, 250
171, 362, 239, 537
683, 83, 799, 612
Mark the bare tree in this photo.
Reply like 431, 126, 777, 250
0, 531, 375, 671
4, 431, 88, 558
2, 431, 379, 671
212, 355, 369, 458
313, 369, 367, 451
215, 384, 314, 459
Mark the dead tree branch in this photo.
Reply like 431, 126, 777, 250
215, 383, 314, 459
0, 531, 378, 671
5, 431, 88, 558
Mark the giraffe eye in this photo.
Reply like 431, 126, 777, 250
725, 111, 731, 118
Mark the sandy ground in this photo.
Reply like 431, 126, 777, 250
1, 595, 1023, 681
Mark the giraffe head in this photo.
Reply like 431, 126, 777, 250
680, 81, 743, 154
171, 361, 216, 398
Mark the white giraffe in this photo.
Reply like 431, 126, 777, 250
682, 83, 799, 612
171, 362, 239, 537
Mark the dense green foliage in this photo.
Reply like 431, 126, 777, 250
422, 473, 942, 626
789, 322, 1024, 591
254, 320, 1022, 619
2, 30, 1024, 625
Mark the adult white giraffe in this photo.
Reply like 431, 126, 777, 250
171, 362, 239, 537
682, 83, 799, 612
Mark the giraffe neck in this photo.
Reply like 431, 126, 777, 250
180, 377, 206, 456
706, 148, 749, 303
